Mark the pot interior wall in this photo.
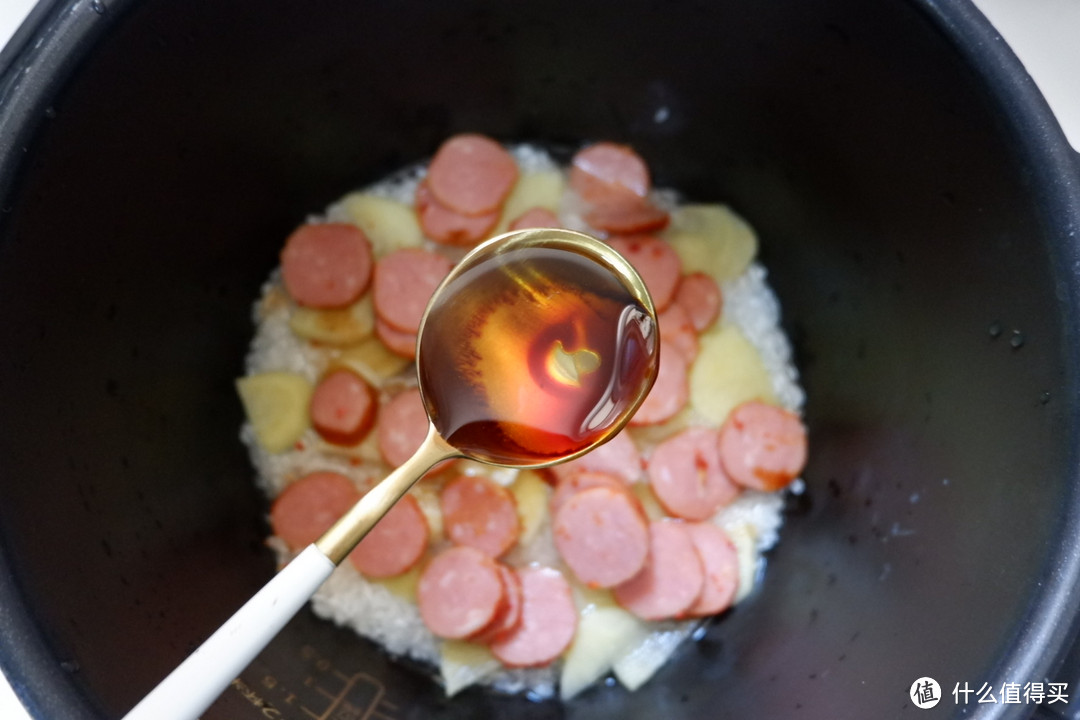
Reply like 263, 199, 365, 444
0, 0, 1077, 718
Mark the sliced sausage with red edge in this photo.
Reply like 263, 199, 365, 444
416, 180, 500, 247
427, 134, 519, 216
549, 470, 629, 516
349, 494, 429, 578
606, 235, 682, 312
613, 520, 704, 621
553, 486, 649, 588
490, 566, 578, 667
658, 302, 699, 364
417, 546, 507, 640
281, 223, 374, 309
584, 200, 670, 236
373, 248, 453, 334
375, 316, 418, 359
376, 388, 429, 468
270, 472, 360, 550
508, 206, 561, 231
685, 522, 739, 616
646, 426, 739, 520
440, 475, 521, 558
472, 564, 524, 644
570, 142, 650, 204
628, 346, 689, 427
309, 370, 377, 446
718, 401, 807, 491
549, 430, 643, 485
674, 272, 723, 332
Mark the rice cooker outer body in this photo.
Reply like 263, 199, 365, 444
0, 0, 1079, 718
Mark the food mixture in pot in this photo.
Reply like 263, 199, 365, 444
236, 135, 807, 699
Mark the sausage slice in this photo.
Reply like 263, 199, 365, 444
427, 134, 519, 216
718, 401, 807, 491
553, 486, 649, 588
418, 546, 507, 640
646, 426, 738, 520
309, 369, 377, 446
613, 520, 704, 621
440, 475, 521, 558
489, 566, 578, 667
349, 494, 429, 578
270, 472, 360, 550
281, 223, 373, 309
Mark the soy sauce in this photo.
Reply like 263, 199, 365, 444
418, 245, 658, 465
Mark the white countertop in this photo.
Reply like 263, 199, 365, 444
0, 1, 1077, 718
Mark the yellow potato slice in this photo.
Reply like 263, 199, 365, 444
328, 336, 410, 386
630, 482, 667, 522
509, 470, 549, 546
440, 641, 501, 697
612, 627, 690, 692
496, 170, 565, 233
666, 204, 758, 282
337, 193, 423, 257
725, 522, 759, 602
236, 372, 313, 453
689, 324, 776, 427
410, 482, 444, 543
561, 606, 649, 700
374, 564, 422, 602
288, 294, 375, 346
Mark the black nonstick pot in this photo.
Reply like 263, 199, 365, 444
2, 1, 1080, 718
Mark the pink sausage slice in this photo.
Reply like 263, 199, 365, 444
270, 472, 360, 550
508, 206, 561, 231
613, 520, 704, 621
585, 200, 670, 236
646, 426, 739, 520
628, 347, 689, 427
281, 223, 373, 309
440, 475, 521, 558
417, 546, 506, 640
675, 272, 723, 332
427, 134, 519, 216
349, 494, 429, 578
375, 316, 418, 359
490, 566, 578, 667
550, 430, 643, 485
718, 401, 808, 491
376, 388, 429, 467
659, 302, 700, 364
309, 369, 377, 446
685, 522, 739, 616
416, 179, 500, 247
373, 248, 453, 334
473, 564, 524, 644
549, 470, 629, 516
570, 142, 650, 204
606, 235, 682, 311
553, 486, 649, 588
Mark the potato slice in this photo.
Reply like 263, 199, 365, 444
725, 522, 759, 602
440, 640, 501, 697
411, 482, 444, 542
328, 337, 410, 386
612, 626, 694, 692
497, 170, 566, 233
375, 563, 422, 602
561, 606, 649, 700
689, 324, 776, 427
236, 372, 313, 453
337, 193, 423, 257
630, 482, 666, 522
509, 470, 549, 546
666, 204, 758, 282
288, 294, 375, 346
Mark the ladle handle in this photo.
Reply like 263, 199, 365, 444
122, 425, 458, 720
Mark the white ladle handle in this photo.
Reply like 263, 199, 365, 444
123, 426, 458, 720
122, 543, 333, 720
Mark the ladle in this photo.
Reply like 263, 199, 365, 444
123, 227, 659, 720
